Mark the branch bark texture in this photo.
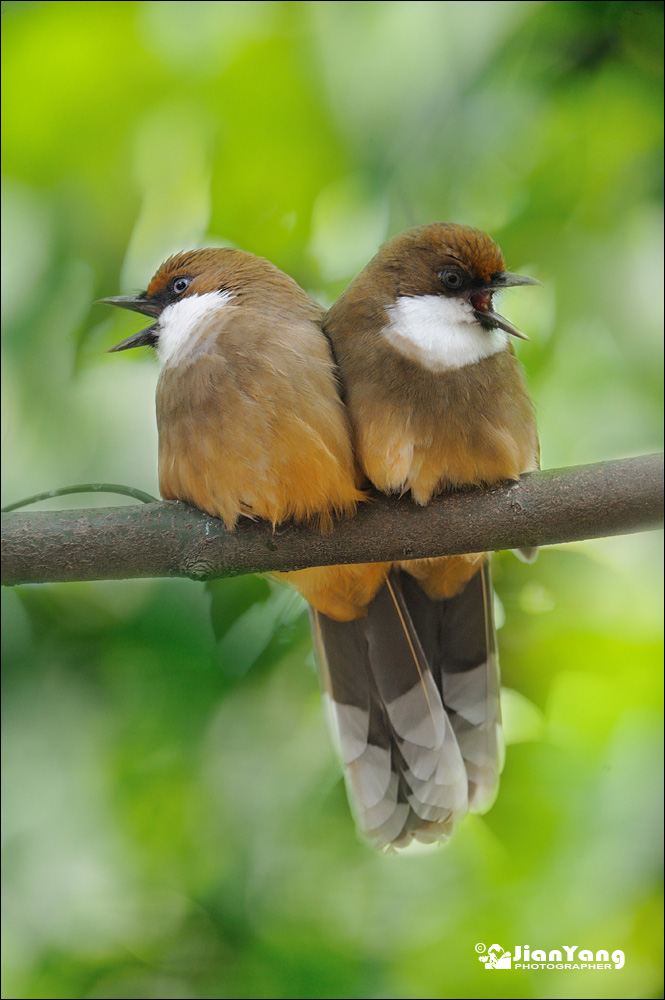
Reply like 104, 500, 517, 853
2, 455, 662, 587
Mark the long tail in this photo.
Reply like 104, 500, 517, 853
398, 563, 504, 814
310, 564, 503, 849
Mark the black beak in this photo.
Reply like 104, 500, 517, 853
96, 294, 162, 352
105, 325, 159, 352
472, 271, 539, 341
96, 294, 162, 318
487, 271, 540, 291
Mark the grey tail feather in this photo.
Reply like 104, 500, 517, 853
513, 546, 539, 564
310, 571, 471, 850
397, 563, 504, 813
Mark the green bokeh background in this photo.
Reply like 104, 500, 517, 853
2, 2, 662, 997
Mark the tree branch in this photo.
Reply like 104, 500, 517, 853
2, 455, 662, 587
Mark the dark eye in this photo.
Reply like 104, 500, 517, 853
439, 269, 463, 290
172, 276, 191, 295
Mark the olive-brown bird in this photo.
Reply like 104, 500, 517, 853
312, 223, 540, 849
100, 232, 538, 853
99, 248, 388, 619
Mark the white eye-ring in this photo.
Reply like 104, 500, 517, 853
172, 276, 192, 295
439, 269, 463, 290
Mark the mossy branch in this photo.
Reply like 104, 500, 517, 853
1, 455, 662, 587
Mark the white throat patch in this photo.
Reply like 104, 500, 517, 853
156, 290, 234, 367
382, 294, 508, 371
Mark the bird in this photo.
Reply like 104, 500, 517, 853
98, 248, 390, 620
313, 222, 540, 849
99, 232, 538, 852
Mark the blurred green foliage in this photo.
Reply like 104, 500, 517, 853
2, 2, 662, 998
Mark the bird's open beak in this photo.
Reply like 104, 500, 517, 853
104, 325, 159, 352
96, 294, 162, 352
489, 272, 540, 291
472, 271, 539, 341
96, 294, 162, 317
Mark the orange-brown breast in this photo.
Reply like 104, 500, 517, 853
335, 342, 537, 599
344, 345, 539, 500
156, 299, 388, 620
157, 305, 364, 520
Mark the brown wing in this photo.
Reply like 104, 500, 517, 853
156, 305, 363, 530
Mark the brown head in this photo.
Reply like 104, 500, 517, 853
327, 222, 537, 343
98, 248, 322, 354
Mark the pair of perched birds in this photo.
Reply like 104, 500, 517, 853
101, 222, 539, 850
